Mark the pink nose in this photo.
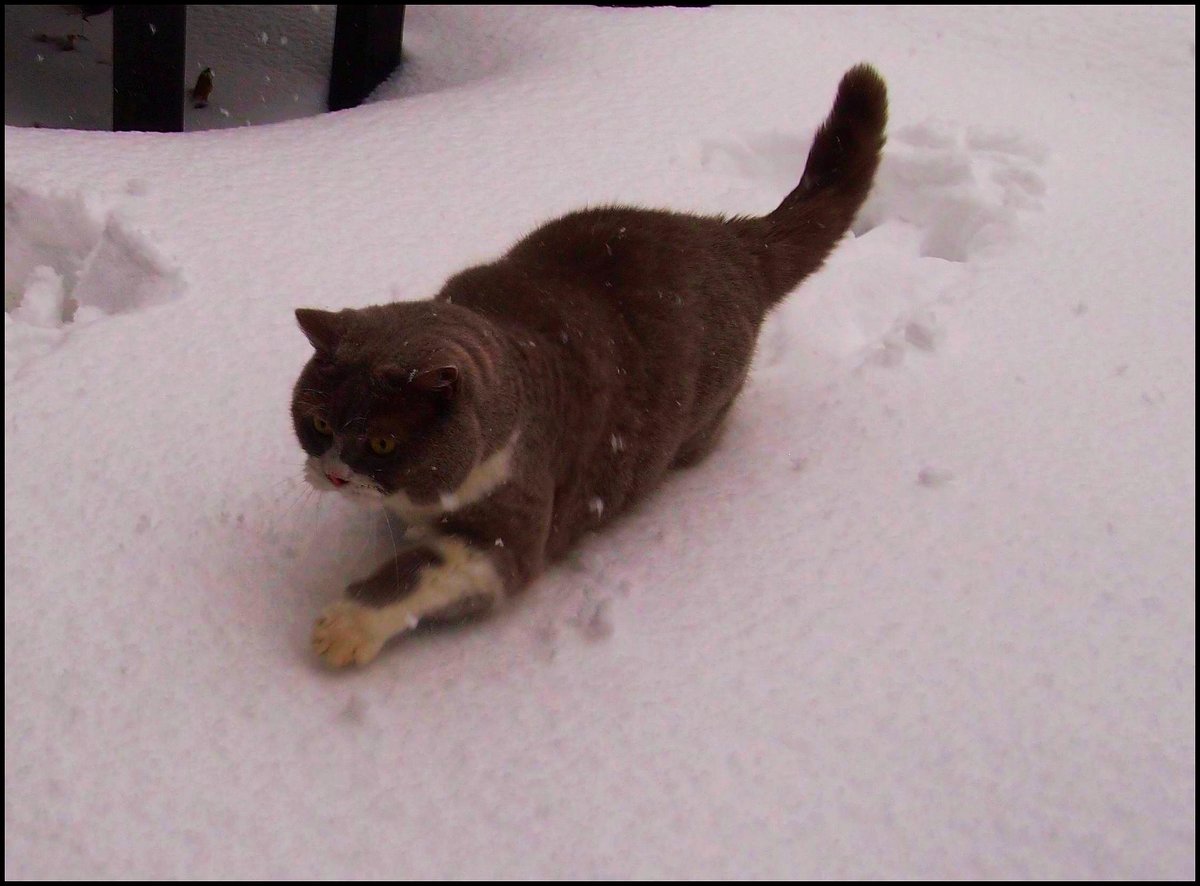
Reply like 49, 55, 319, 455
326, 474, 348, 488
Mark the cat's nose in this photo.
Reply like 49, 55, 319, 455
326, 474, 349, 488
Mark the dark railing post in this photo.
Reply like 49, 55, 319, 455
328, 5, 406, 112
112, 5, 187, 132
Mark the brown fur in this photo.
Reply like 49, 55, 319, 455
293, 65, 888, 647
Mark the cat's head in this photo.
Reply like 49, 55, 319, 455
291, 303, 514, 514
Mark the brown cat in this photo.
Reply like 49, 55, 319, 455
293, 65, 887, 666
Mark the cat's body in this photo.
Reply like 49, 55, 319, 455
294, 65, 887, 666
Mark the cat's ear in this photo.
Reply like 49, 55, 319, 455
295, 308, 343, 354
377, 364, 461, 401
410, 365, 460, 401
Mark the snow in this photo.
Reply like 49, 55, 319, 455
4, 5, 1196, 880
11, 265, 64, 328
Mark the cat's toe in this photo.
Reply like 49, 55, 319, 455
312, 602, 384, 668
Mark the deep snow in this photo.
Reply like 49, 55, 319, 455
4, 5, 1195, 879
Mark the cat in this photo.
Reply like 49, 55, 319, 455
293, 64, 887, 667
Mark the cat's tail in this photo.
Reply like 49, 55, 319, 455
737, 64, 888, 308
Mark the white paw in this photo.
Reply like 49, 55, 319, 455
312, 601, 385, 668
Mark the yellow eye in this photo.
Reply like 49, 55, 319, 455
370, 437, 396, 456
312, 416, 333, 435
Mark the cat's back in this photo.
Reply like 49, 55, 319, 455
439, 205, 766, 387
506, 205, 762, 303
497, 205, 768, 380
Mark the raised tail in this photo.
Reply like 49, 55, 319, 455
738, 64, 888, 307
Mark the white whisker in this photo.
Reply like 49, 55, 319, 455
383, 509, 402, 601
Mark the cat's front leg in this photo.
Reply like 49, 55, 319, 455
311, 536, 507, 668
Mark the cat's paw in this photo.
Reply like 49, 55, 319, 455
312, 601, 385, 668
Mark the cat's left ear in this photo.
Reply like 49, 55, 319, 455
378, 364, 461, 401
410, 365, 460, 401
295, 308, 343, 354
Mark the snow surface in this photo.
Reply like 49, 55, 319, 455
4, 5, 1195, 879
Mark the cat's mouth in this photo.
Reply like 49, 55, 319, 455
304, 456, 386, 503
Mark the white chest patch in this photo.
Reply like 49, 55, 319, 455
383, 431, 519, 525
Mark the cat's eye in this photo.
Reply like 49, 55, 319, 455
312, 416, 334, 436
369, 437, 396, 456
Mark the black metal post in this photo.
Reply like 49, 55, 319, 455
112, 5, 187, 132
328, 5, 405, 112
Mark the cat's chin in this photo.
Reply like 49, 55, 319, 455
340, 484, 386, 504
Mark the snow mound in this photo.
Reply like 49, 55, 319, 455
855, 121, 1048, 261
10, 265, 64, 328
4, 181, 184, 379
700, 118, 1046, 379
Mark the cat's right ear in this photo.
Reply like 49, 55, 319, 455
295, 309, 343, 354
